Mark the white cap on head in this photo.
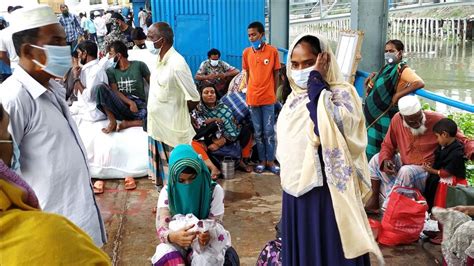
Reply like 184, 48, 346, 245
94, 11, 101, 16
9, 5, 58, 34
398, 95, 421, 116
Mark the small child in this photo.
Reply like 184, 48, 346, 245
423, 118, 467, 210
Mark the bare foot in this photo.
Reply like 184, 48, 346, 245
364, 194, 380, 214
117, 120, 143, 132
102, 120, 117, 134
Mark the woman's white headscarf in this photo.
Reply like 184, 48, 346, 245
276, 33, 384, 263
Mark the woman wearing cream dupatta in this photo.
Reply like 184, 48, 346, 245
276, 33, 383, 265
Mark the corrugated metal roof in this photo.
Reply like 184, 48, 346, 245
151, 0, 265, 74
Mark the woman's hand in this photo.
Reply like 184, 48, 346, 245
168, 224, 197, 248
197, 231, 210, 246
314, 52, 330, 80
364, 72, 377, 93
204, 118, 223, 124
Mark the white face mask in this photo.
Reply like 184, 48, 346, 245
291, 66, 314, 89
210, 59, 219, 67
30, 44, 72, 78
145, 38, 162, 55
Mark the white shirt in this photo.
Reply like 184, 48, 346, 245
147, 47, 200, 147
0, 28, 19, 70
138, 11, 147, 26
70, 59, 108, 122
94, 16, 107, 37
80, 17, 87, 29
0, 66, 106, 246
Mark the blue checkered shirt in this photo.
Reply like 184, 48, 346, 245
59, 14, 83, 43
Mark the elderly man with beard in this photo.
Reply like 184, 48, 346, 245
365, 95, 474, 212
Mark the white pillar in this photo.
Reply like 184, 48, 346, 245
451, 19, 455, 39
405, 18, 409, 36
435, 19, 439, 38
463, 19, 467, 40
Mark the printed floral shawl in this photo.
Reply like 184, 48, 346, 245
277, 33, 384, 263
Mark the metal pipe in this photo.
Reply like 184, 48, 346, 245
355, 70, 474, 112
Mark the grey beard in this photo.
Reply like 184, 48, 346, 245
403, 114, 427, 136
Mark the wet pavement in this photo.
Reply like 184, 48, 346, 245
95, 171, 442, 266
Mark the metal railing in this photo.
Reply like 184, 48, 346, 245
355, 70, 474, 113
289, 0, 467, 21
276, 47, 473, 113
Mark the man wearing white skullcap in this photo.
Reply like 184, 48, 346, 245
365, 95, 474, 212
0, 5, 106, 247
398, 95, 421, 116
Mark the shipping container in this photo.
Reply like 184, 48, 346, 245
151, 0, 265, 74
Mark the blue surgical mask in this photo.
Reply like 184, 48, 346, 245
11, 139, 20, 172
31, 44, 72, 78
251, 39, 263, 50
0, 138, 20, 171
107, 56, 118, 69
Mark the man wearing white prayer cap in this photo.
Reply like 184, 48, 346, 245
0, 5, 106, 246
364, 95, 474, 213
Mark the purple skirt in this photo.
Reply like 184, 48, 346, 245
282, 181, 370, 266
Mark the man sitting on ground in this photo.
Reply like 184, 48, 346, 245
70, 40, 108, 122
195, 48, 239, 97
131, 27, 147, 50
365, 95, 474, 213
96, 40, 150, 133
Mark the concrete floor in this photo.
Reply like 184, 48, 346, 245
95, 171, 442, 266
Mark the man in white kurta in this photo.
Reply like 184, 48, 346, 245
146, 22, 200, 186
0, 5, 106, 246
70, 41, 108, 122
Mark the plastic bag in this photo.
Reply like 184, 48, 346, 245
378, 186, 428, 246
169, 214, 231, 266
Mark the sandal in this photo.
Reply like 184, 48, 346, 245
93, 180, 104, 194
237, 161, 253, 173
124, 176, 137, 190
254, 164, 265, 174
268, 165, 280, 175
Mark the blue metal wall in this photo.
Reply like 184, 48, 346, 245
151, 0, 265, 75
132, 0, 146, 28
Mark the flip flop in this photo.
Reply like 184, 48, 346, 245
254, 164, 265, 174
268, 165, 280, 175
93, 180, 104, 194
124, 176, 137, 190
